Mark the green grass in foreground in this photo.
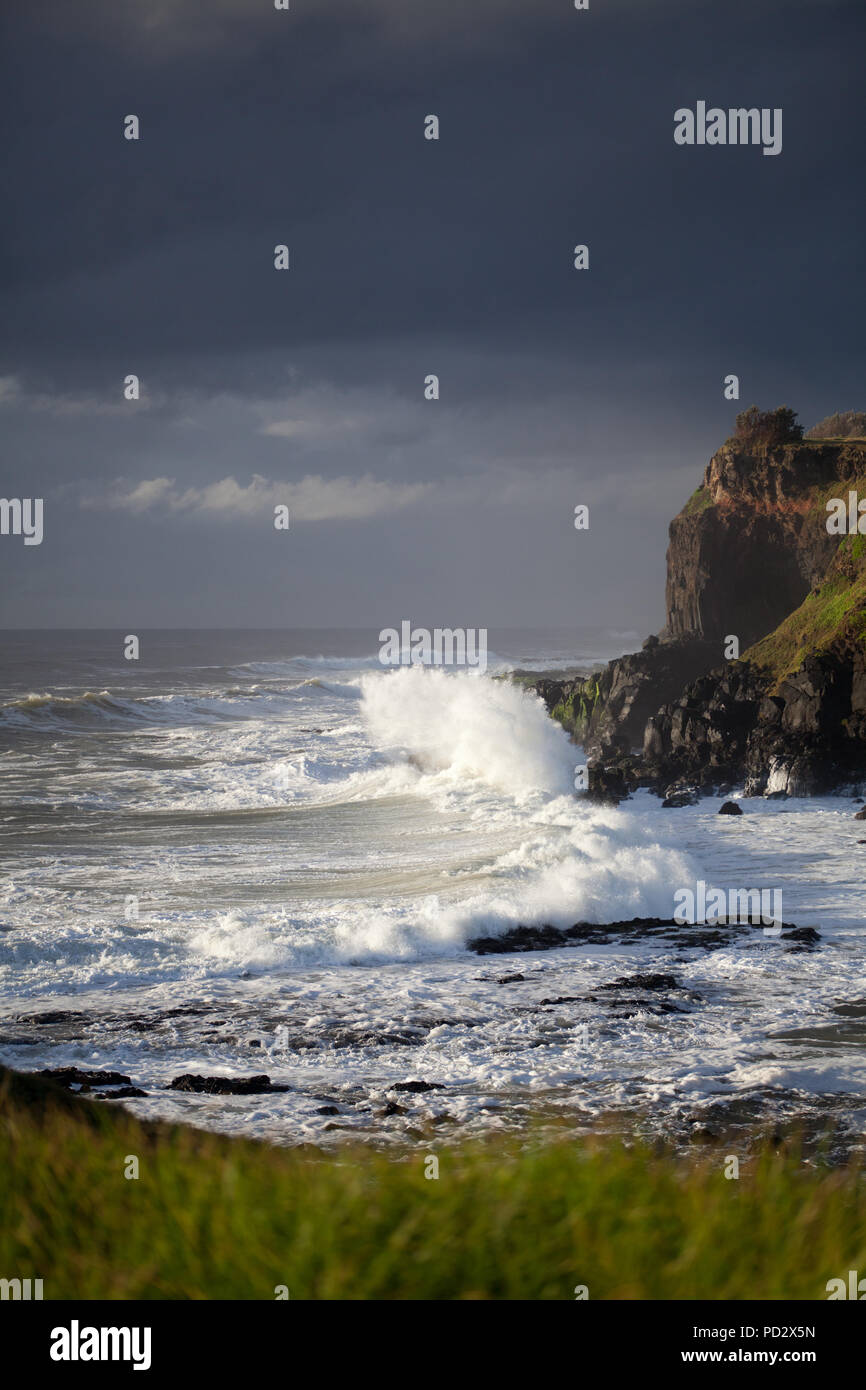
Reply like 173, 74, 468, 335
2, 1068, 865, 1300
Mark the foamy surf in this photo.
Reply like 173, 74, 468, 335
1, 630, 863, 1152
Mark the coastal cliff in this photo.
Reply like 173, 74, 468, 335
537, 408, 866, 797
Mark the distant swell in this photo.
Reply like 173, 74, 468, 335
0, 687, 296, 729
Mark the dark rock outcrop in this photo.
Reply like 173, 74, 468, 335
643, 651, 866, 796
467, 917, 815, 955
535, 638, 718, 757
389, 1080, 445, 1094
38, 1067, 133, 1090
169, 1073, 290, 1095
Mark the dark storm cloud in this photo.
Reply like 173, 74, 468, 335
0, 0, 863, 628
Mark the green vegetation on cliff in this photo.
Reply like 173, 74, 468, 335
745, 532, 866, 684
683, 483, 714, 516
551, 674, 603, 737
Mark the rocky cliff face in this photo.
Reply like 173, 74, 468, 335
664, 437, 866, 647
535, 421, 866, 797
643, 647, 866, 797
535, 637, 717, 757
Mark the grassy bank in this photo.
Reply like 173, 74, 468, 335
1, 1067, 864, 1300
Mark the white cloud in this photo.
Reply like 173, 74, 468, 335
261, 415, 372, 441
82, 472, 433, 523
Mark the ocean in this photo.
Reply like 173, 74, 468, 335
1, 628, 864, 1152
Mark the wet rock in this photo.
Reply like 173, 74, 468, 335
854, 809, 866, 820
782, 926, 821, 944
380, 1101, 406, 1116
468, 914, 805, 957
496, 973, 525, 984
95, 1086, 147, 1099
469, 923, 573, 954
38, 1067, 133, 1089
780, 925, 821, 952
315, 1105, 340, 1116
662, 790, 698, 808
330, 1028, 424, 1048
469, 918, 693, 955
20, 1011, 89, 1025
389, 1080, 445, 1093
587, 763, 630, 805
599, 973, 680, 992
719, 801, 743, 815
169, 1073, 290, 1095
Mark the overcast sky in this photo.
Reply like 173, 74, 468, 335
1, 0, 864, 631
